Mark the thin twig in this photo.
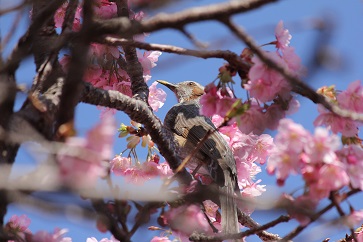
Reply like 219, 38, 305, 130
283, 189, 360, 240
102, 37, 250, 71
221, 18, 363, 122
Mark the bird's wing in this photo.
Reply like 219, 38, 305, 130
164, 102, 237, 185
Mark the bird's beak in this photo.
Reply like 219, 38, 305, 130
156, 80, 177, 92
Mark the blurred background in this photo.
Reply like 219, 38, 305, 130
1, 0, 363, 241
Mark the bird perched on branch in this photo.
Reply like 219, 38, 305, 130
157, 80, 240, 235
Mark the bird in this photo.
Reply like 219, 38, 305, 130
157, 80, 240, 235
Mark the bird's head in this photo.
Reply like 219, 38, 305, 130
157, 80, 205, 103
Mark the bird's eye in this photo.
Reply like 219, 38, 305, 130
188, 82, 194, 86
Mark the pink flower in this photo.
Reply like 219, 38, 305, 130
267, 148, 301, 184
275, 20, 291, 49
281, 46, 304, 75
110, 156, 132, 175
316, 163, 349, 191
337, 80, 363, 113
314, 105, 359, 137
32, 228, 72, 242
150, 236, 171, 242
148, 81, 167, 111
202, 200, 219, 222
87, 236, 120, 242
112, 81, 133, 97
7, 214, 31, 232
93, 0, 117, 19
138, 51, 162, 75
164, 205, 210, 236
337, 145, 363, 190
216, 96, 238, 117
236, 103, 266, 134
343, 210, 363, 228
211, 114, 225, 127
132, 11, 145, 21
90, 43, 120, 59
141, 161, 161, 177
200, 90, 219, 117
241, 179, 266, 197
304, 127, 340, 164
283, 194, 317, 226
123, 167, 148, 184
274, 119, 311, 154
54, 2, 82, 30
246, 52, 291, 103
252, 134, 274, 165
156, 162, 173, 176
84, 65, 103, 85
264, 104, 286, 130
285, 97, 300, 115
57, 115, 116, 188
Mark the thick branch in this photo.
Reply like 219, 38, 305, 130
55, 1, 93, 133
115, 0, 149, 103
81, 82, 192, 184
91, 0, 278, 37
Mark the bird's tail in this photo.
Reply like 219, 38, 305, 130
220, 170, 239, 235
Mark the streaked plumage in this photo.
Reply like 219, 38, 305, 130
158, 80, 239, 235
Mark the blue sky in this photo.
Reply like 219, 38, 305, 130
1, 0, 363, 241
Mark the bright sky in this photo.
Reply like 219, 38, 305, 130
1, 0, 363, 241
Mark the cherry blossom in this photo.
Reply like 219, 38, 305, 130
337, 145, 363, 190
342, 210, 363, 229
138, 51, 162, 75
304, 127, 340, 164
275, 20, 291, 49
274, 119, 311, 153
87, 236, 120, 242
54, 2, 82, 30
148, 81, 167, 111
314, 105, 359, 137
337, 80, 363, 113
32, 228, 72, 242
5, 214, 31, 241
282, 194, 318, 226
150, 236, 171, 242
164, 205, 211, 236
200, 85, 219, 117
245, 21, 303, 105
57, 114, 116, 189
245, 51, 289, 103
110, 156, 132, 175
93, 0, 117, 19
7, 214, 31, 232
235, 102, 266, 135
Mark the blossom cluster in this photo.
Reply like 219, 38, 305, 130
57, 114, 116, 189
200, 21, 302, 135
267, 118, 363, 224
314, 81, 363, 137
110, 154, 173, 184
5, 215, 71, 242
56, 0, 166, 112
211, 115, 271, 198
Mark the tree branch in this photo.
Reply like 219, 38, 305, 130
102, 37, 251, 71
221, 18, 363, 122
80, 82, 193, 185
91, 0, 278, 37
